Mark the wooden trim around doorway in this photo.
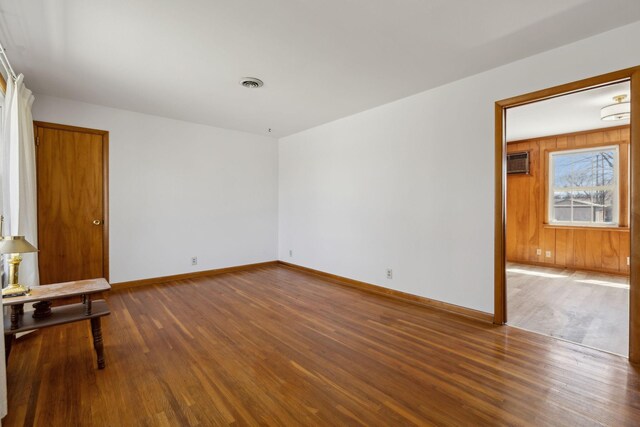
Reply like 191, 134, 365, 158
494, 66, 640, 363
34, 121, 110, 281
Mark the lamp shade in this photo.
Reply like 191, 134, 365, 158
0, 236, 38, 254
601, 95, 630, 121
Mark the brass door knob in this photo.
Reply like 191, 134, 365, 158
93, 220, 102, 225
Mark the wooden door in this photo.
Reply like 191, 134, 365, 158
35, 122, 109, 285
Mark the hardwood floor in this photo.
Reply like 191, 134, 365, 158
4, 265, 640, 426
507, 262, 629, 355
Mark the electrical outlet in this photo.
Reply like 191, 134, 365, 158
191, 257, 198, 265
627, 257, 631, 266
545, 251, 552, 258
289, 249, 293, 257
536, 249, 542, 256
386, 268, 393, 279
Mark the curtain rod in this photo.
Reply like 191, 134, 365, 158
0, 40, 17, 82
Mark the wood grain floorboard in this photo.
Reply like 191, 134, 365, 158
507, 262, 629, 355
3, 265, 640, 426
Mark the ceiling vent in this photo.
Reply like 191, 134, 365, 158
240, 77, 264, 88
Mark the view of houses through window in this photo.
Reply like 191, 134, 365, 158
549, 146, 618, 225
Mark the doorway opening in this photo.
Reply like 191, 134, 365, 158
494, 67, 640, 362
506, 82, 630, 355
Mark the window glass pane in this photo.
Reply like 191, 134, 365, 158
553, 149, 615, 188
572, 204, 592, 221
553, 191, 570, 204
572, 190, 592, 205
605, 206, 614, 223
550, 148, 617, 225
553, 190, 615, 223
554, 206, 571, 221
552, 191, 571, 221
553, 155, 576, 188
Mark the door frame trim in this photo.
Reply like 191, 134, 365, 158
34, 121, 110, 282
494, 66, 640, 363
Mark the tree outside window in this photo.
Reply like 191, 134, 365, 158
549, 146, 618, 225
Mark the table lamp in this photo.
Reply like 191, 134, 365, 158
0, 236, 38, 297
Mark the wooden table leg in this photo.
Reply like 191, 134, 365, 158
10, 304, 23, 330
4, 334, 14, 364
84, 295, 92, 316
90, 317, 105, 369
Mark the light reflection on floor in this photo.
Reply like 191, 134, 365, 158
507, 263, 629, 356
506, 268, 566, 279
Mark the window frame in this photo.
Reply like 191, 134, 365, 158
547, 145, 620, 227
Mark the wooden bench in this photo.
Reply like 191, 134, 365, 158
3, 278, 111, 369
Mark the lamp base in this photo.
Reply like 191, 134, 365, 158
2, 284, 31, 298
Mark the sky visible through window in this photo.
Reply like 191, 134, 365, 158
552, 148, 616, 224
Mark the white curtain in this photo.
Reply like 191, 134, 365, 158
1, 73, 39, 286
0, 73, 38, 419
0, 78, 5, 422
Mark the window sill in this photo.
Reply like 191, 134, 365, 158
543, 224, 629, 232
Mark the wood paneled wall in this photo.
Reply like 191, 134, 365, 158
506, 126, 630, 275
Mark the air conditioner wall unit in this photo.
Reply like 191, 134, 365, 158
507, 151, 529, 175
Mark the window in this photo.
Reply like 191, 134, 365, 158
548, 146, 618, 226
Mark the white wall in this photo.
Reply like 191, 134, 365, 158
278, 21, 640, 314
33, 95, 278, 283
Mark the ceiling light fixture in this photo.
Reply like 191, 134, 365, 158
600, 94, 630, 121
240, 77, 264, 89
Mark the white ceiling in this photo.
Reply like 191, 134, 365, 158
1, 0, 640, 137
507, 81, 631, 142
